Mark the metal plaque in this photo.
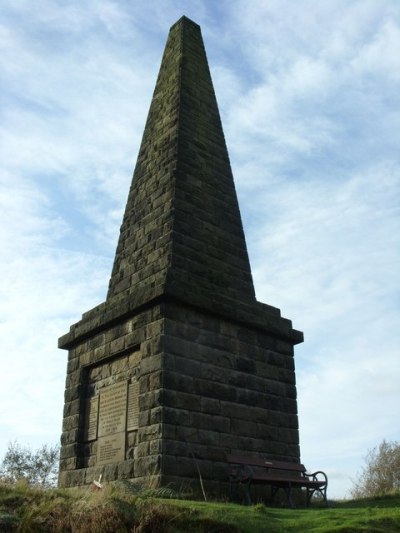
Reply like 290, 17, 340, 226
97, 432, 125, 465
98, 381, 128, 437
83, 395, 99, 441
127, 381, 140, 431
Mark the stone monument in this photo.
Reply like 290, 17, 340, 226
58, 16, 303, 493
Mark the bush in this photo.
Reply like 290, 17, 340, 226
0, 441, 59, 488
351, 439, 400, 498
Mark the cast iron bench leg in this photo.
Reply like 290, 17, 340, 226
286, 484, 294, 508
244, 481, 252, 505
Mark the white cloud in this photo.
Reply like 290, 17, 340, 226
351, 19, 400, 80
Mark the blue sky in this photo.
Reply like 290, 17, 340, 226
1, 0, 399, 498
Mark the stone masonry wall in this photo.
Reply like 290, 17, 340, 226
59, 305, 165, 488
160, 301, 299, 495
59, 298, 300, 492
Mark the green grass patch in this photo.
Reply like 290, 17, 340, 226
1, 480, 399, 532
160, 496, 400, 532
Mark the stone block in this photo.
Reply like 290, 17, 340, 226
150, 406, 163, 425
89, 333, 106, 350
63, 398, 80, 418
59, 456, 77, 471
135, 454, 161, 477
236, 388, 260, 406
149, 439, 162, 455
163, 335, 192, 358
236, 436, 263, 452
176, 455, 198, 477
163, 389, 199, 411
164, 407, 190, 426
139, 389, 162, 410
190, 411, 212, 430
231, 418, 257, 437
146, 319, 165, 339
220, 432, 238, 450
110, 337, 125, 355
118, 460, 135, 479
125, 331, 142, 349
276, 340, 294, 355
142, 336, 163, 357
87, 455, 96, 467
62, 414, 80, 432
200, 397, 220, 415
110, 356, 129, 374
60, 429, 79, 446
278, 368, 296, 384
66, 370, 81, 388
65, 469, 85, 487
194, 379, 237, 402
140, 353, 162, 375
163, 439, 186, 456
162, 454, 177, 475
138, 409, 150, 426
80, 350, 95, 366
84, 466, 103, 485
175, 425, 198, 443
212, 461, 229, 480
256, 423, 276, 440
197, 429, 220, 447
220, 401, 254, 421
64, 385, 81, 403
212, 415, 230, 433
201, 363, 229, 383
163, 423, 176, 439
163, 370, 194, 392
226, 370, 245, 388
67, 358, 79, 373
138, 423, 162, 442
136, 441, 150, 457
103, 463, 119, 481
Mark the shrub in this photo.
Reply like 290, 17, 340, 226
351, 439, 400, 498
0, 441, 59, 488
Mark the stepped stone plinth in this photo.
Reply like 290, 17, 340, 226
58, 16, 303, 493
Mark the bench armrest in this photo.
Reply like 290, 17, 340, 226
306, 470, 328, 486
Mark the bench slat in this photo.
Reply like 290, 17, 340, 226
227, 454, 306, 473
251, 475, 326, 487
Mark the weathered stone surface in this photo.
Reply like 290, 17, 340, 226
134, 455, 161, 477
118, 460, 135, 479
62, 414, 80, 432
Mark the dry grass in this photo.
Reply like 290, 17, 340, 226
1, 479, 399, 532
0, 480, 237, 532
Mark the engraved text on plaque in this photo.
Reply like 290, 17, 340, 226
127, 381, 140, 431
84, 395, 99, 441
98, 381, 128, 437
97, 432, 126, 465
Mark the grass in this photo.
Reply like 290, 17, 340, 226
163, 496, 400, 532
1, 480, 399, 532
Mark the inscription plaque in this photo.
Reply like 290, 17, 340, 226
84, 395, 99, 441
97, 432, 125, 465
127, 381, 140, 431
98, 381, 128, 437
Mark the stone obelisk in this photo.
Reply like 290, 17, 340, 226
58, 16, 303, 493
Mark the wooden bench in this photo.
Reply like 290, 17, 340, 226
227, 454, 328, 507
